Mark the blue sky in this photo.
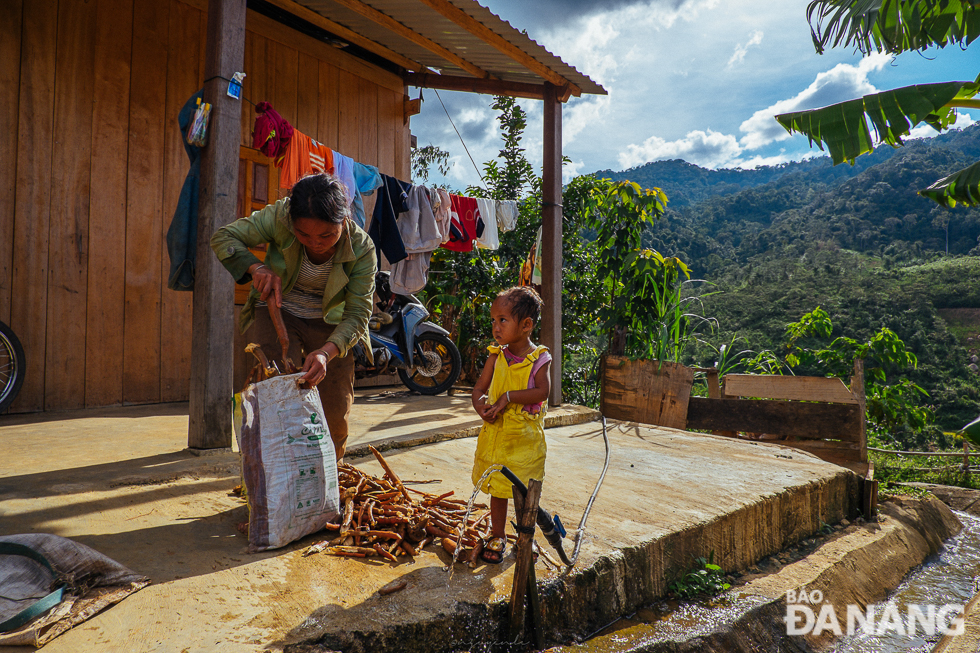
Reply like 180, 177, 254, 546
408, 0, 979, 189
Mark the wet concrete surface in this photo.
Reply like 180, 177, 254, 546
1, 391, 861, 652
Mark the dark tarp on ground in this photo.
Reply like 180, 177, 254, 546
0, 534, 149, 647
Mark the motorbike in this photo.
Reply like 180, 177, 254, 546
351, 271, 462, 395
0, 320, 25, 413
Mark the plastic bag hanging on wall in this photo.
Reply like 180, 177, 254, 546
186, 98, 211, 147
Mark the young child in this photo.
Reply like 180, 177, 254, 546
471, 286, 551, 564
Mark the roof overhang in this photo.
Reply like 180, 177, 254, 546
253, 0, 606, 101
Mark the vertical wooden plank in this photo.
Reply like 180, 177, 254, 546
273, 41, 298, 129
10, 0, 58, 412
160, 0, 202, 403
358, 77, 378, 166
541, 84, 562, 405
0, 0, 23, 325
317, 61, 338, 149
188, 0, 246, 449
377, 89, 396, 176
394, 84, 410, 180
124, 0, 170, 404
337, 69, 359, 160
249, 34, 271, 115
240, 33, 253, 148
45, 0, 97, 410
296, 51, 318, 138
85, 0, 133, 408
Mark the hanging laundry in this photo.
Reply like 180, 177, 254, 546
369, 174, 410, 264
402, 185, 443, 253
475, 198, 499, 250
496, 200, 518, 233
432, 188, 452, 244
389, 252, 433, 296
390, 186, 442, 295
350, 160, 382, 229
278, 131, 335, 189
441, 194, 483, 253
252, 101, 293, 160
166, 90, 205, 291
332, 151, 357, 204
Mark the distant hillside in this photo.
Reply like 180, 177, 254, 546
588, 125, 980, 440
621, 125, 980, 274
594, 124, 980, 210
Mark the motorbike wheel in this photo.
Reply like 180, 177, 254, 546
398, 332, 461, 395
0, 321, 26, 413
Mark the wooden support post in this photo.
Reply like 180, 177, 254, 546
964, 440, 971, 478
850, 358, 867, 464
526, 558, 544, 649
717, 374, 736, 438
541, 83, 562, 407
188, 0, 246, 450
706, 368, 727, 436
509, 479, 542, 642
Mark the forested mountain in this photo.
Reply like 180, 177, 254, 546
589, 125, 980, 440
624, 125, 980, 274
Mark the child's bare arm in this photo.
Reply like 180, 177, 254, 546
472, 354, 498, 422
490, 361, 551, 413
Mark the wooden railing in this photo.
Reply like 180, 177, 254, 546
687, 360, 869, 478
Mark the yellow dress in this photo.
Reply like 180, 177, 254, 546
472, 344, 548, 499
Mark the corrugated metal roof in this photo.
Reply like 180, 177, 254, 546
293, 0, 606, 96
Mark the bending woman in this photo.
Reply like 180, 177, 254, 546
212, 173, 377, 460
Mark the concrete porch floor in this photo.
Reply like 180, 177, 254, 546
0, 390, 861, 652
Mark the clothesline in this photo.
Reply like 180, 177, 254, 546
253, 101, 521, 295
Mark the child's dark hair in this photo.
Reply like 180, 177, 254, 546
497, 286, 543, 324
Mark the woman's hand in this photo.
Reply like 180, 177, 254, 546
299, 342, 340, 387
249, 263, 282, 307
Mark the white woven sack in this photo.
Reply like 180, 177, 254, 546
238, 373, 340, 552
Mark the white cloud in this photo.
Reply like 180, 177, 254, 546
907, 110, 978, 139
563, 94, 613, 145
618, 129, 743, 169
738, 53, 891, 150
727, 30, 764, 68
563, 159, 586, 181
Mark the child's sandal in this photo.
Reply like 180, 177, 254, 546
480, 536, 507, 564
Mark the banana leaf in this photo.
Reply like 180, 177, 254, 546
919, 160, 980, 207
961, 413, 980, 447
775, 81, 978, 165
807, 0, 980, 55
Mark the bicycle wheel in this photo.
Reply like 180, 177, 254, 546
398, 332, 461, 395
0, 321, 25, 413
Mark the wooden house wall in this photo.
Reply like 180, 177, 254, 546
0, 0, 411, 413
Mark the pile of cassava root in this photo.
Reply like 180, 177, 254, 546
303, 446, 500, 566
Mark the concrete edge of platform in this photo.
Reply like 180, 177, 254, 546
288, 465, 865, 653
345, 405, 601, 459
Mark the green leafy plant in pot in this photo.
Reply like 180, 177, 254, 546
575, 180, 709, 428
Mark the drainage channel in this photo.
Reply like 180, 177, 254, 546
829, 510, 980, 653
546, 508, 980, 653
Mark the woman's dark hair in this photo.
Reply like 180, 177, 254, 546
289, 173, 350, 224
497, 286, 543, 324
